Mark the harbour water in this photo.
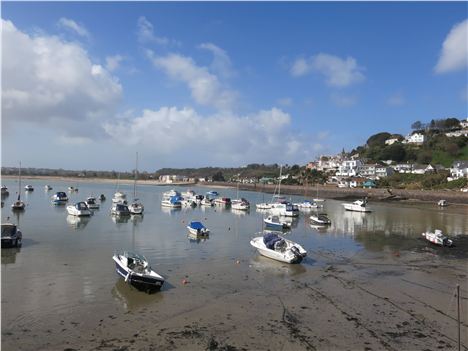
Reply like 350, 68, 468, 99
2, 178, 468, 350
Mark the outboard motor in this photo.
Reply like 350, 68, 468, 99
290, 246, 302, 261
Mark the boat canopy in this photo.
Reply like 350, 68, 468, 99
190, 221, 205, 229
170, 196, 182, 204
263, 232, 283, 250
56, 192, 67, 197
1, 224, 16, 237
116, 203, 128, 211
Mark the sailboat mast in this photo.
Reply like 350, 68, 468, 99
278, 165, 282, 196
134, 152, 138, 198
18, 162, 21, 200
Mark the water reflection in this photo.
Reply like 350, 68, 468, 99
160, 207, 181, 216
1, 247, 21, 265
111, 279, 164, 311
188, 232, 210, 243
111, 215, 130, 225
249, 255, 307, 276
66, 215, 91, 230
231, 209, 250, 216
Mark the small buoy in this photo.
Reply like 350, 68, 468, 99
228, 227, 231, 231
182, 279, 188, 285
236, 260, 240, 264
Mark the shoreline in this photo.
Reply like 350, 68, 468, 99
2, 174, 467, 205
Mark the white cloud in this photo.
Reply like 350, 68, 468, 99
147, 51, 237, 110
277, 97, 293, 106
2, 19, 122, 138
105, 55, 124, 72
330, 93, 357, 107
199, 42, 234, 78
435, 19, 468, 73
103, 106, 308, 164
57, 17, 89, 38
291, 53, 365, 87
137, 16, 170, 45
386, 92, 405, 106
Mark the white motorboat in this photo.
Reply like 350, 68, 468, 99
187, 221, 210, 236
111, 202, 131, 216
11, 162, 26, 211
68, 186, 74, 192
310, 213, 331, 225
67, 202, 92, 216
180, 198, 197, 207
437, 199, 448, 207
250, 232, 307, 264
200, 197, 213, 207
128, 152, 144, 215
422, 229, 453, 247
256, 202, 272, 210
1, 222, 22, 248
269, 202, 299, 217
182, 190, 196, 198
161, 194, 182, 208
343, 199, 371, 213
52, 191, 68, 205
231, 198, 250, 210
294, 200, 322, 210
44, 185, 52, 191
264, 215, 291, 230
213, 197, 231, 206
1, 185, 8, 196
85, 197, 100, 209
113, 251, 165, 293
24, 185, 34, 191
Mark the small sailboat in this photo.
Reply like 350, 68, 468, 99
112, 174, 127, 204
128, 152, 144, 215
422, 229, 453, 247
112, 251, 165, 293
187, 221, 210, 236
264, 215, 291, 230
250, 232, 307, 264
11, 162, 26, 211
67, 202, 92, 217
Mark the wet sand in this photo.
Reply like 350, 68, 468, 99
3, 248, 467, 351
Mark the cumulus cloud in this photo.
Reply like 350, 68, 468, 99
2, 19, 122, 138
199, 42, 234, 78
57, 17, 90, 38
435, 19, 468, 73
291, 53, 365, 87
137, 16, 170, 45
147, 50, 237, 110
103, 106, 308, 164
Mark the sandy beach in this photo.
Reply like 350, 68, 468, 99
3, 247, 467, 351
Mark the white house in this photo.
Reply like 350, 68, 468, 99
336, 159, 363, 177
449, 161, 468, 180
446, 129, 468, 138
412, 164, 428, 175
375, 166, 394, 178
394, 163, 414, 173
460, 118, 468, 129
359, 164, 378, 178
403, 133, 425, 144
385, 138, 400, 145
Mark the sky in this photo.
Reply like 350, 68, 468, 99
1, 2, 467, 172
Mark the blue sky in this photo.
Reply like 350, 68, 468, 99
2, 2, 467, 171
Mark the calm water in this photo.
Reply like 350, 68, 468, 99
2, 178, 468, 321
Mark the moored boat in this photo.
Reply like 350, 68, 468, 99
213, 197, 231, 206
343, 199, 371, 213
112, 251, 165, 293
111, 202, 131, 216
269, 202, 299, 217
52, 191, 68, 205
231, 198, 250, 210
264, 215, 291, 230
86, 197, 100, 209
67, 202, 92, 217
310, 213, 331, 225
44, 185, 52, 191
1, 222, 22, 248
112, 191, 127, 204
422, 229, 453, 247
1, 185, 8, 196
24, 185, 34, 191
187, 221, 210, 236
128, 152, 144, 215
437, 199, 448, 207
250, 232, 307, 264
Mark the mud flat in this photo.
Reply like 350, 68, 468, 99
3, 248, 467, 351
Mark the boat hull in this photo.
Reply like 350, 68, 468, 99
113, 257, 164, 293
250, 237, 306, 264
343, 204, 371, 212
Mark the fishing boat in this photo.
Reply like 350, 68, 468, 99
67, 202, 92, 216
112, 251, 165, 293
437, 199, 448, 207
187, 221, 210, 236
422, 229, 453, 247
1, 222, 22, 248
44, 185, 52, 191
11, 162, 26, 211
264, 215, 291, 230
128, 152, 144, 215
85, 197, 100, 209
343, 198, 372, 213
310, 213, 331, 225
52, 191, 68, 205
250, 232, 307, 264
111, 202, 131, 216
24, 185, 34, 191
1, 185, 8, 196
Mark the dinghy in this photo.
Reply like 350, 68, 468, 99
187, 221, 210, 236
264, 215, 291, 230
310, 213, 331, 225
422, 229, 453, 247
